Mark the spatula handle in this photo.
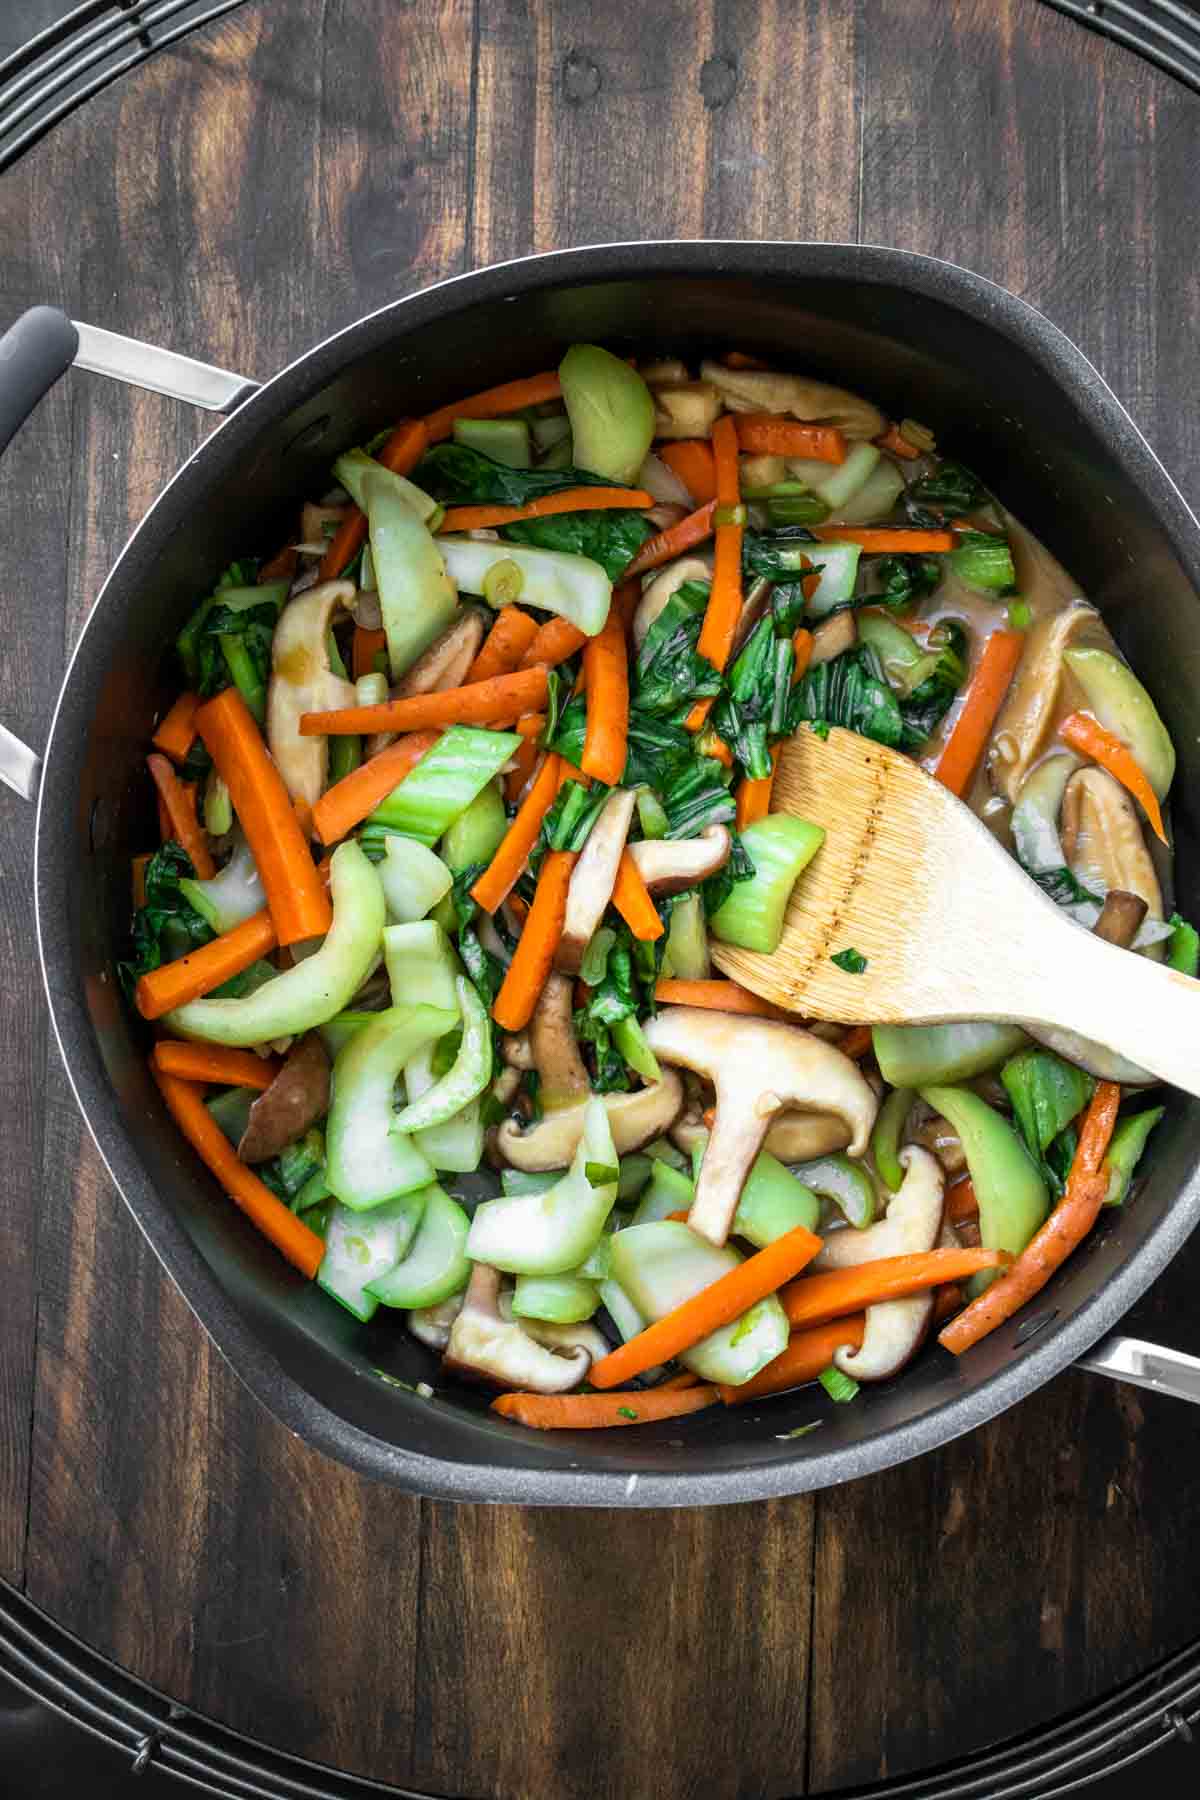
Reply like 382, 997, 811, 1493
1010, 921, 1200, 1097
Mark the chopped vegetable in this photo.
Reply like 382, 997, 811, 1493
733, 415, 848, 462
1102, 1106, 1165, 1207
300, 666, 547, 736
873, 1021, 1028, 1087
623, 502, 717, 579
658, 439, 717, 505
422, 369, 563, 444
362, 725, 520, 850
468, 1095, 619, 1272
831, 947, 867, 974
441, 538, 612, 638
1168, 912, 1200, 977
934, 629, 1024, 797
320, 420, 429, 580
501, 507, 652, 582
491, 1385, 718, 1430
466, 606, 539, 683
559, 344, 655, 484
152, 691, 201, 763
790, 647, 904, 747
153, 1068, 324, 1277
718, 1315, 867, 1403
709, 814, 824, 955
610, 851, 665, 943
1058, 710, 1167, 844
146, 755, 215, 880
1063, 644, 1176, 801
939, 1083, 1120, 1353
491, 848, 577, 1031
951, 529, 1016, 592
781, 1247, 1010, 1329
151, 1041, 279, 1091
871, 1086, 914, 1192
919, 1084, 1049, 1275
653, 977, 784, 1018
818, 1364, 860, 1403
580, 596, 630, 784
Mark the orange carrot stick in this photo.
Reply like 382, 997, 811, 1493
519, 615, 590, 671
658, 440, 718, 506
653, 978, 788, 1019
466, 606, 539, 684
874, 423, 922, 461
352, 627, 388, 680
319, 419, 429, 580
423, 370, 562, 444
947, 1177, 979, 1224
939, 1083, 1121, 1355
258, 542, 300, 583
932, 1282, 965, 1324
733, 414, 847, 463
300, 666, 547, 737
491, 848, 577, 1032
438, 487, 652, 534
152, 691, 201, 763
195, 689, 330, 944
808, 526, 956, 551
658, 1369, 704, 1391
694, 415, 743, 662
491, 1384, 719, 1430
132, 852, 151, 911
152, 1068, 323, 1278
146, 754, 216, 879
622, 501, 717, 579
135, 909, 280, 1020
610, 850, 664, 942
471, 752, 562, 914
580, 594, 630, 785
838, 1025, 873, 1061
590, 1224, 824, 1389
151, 1040, 281, 1091
1058, 711, 1168, 845
718, 1316, 867, 1404
934, 628, 1024, 798
722, 350, 770, 370
505, 737, 542, 804
311, 728, 442, 846
735, 743, 781, 829
792, 627, 814, 683
781, 1248, 1010, 1330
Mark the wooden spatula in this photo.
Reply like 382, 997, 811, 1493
712, 726, 1200, 1097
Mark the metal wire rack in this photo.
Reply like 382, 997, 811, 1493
0, 0, 251, 173
0, 1578, 1197, 1797
1, 1, 1198, 179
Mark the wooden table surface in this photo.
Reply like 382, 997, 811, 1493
2, 2, 1200, 1794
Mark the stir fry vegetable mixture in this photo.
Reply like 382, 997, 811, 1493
125, 345, 1190, 1428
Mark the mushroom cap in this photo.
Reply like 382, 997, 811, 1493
442, 1262, 590, 1393
267, 580, 357, 807
393, 611, 486, 698
626, 825, 731, 897
986, 600, 1100, 803
408, 1290, 467, 1351
642, 1008, 879, 1245
827, 1148, 945, 1382
529, 972, 592, 1110
633, 554, 714, 649
237, 1034, 331, 1164
699, 360, 886, 439
495, 1073, 685, 1172
556, 788, 636, 974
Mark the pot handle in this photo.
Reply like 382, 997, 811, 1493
1076, 1333, 1200, 1405
0, 307, 261, 800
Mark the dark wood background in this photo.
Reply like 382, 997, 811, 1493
2, 2, 1200, 1794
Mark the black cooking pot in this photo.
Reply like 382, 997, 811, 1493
5, 243, 1200, 1506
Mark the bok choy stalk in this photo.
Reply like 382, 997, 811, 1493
318, 1189, 432, 1322
510, 1273, 600, 1323
872, 1021, 1029, 1087
440, 538, 612, 638
559, 343, 655, 484
364, 1184, 472, 1307
919, 1084, 1049, 1279
179, 830, 264, 934
362, 725, 520, 851
393, 975, 492, 1131
466, 1096, 620, 1273
362, 467, 458, 680
378, 838, 453, 923
452, 417, 531, 468
325, 1005, 456, 1211
1102, 1107, 1165, 1207
791, 1153, 878, 1229
871, 1086, 915, 1192
950, 530, 1016, 593
610, 1221, 789, 1385
165, 842, 386, 1046
708, 814, 824, 954
333, 448, 439, 523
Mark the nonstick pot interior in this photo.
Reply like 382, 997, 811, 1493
35, 244, 1200, 1504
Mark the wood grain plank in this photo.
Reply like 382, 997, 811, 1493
22, 0, 470, 1774
0, 144, 72, 1584
413, 1498, 814, 1800
810, 1, 1200, 1787
699, 0, 860, 242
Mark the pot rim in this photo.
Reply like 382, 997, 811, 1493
33, 240, 1200, 1505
